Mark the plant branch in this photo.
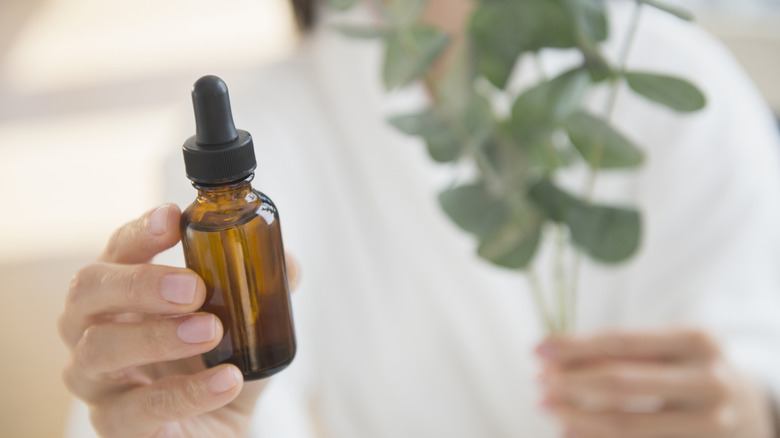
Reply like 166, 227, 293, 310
569, 1, 644, 321
554, 224, 568, 332
526, 267, 557, 334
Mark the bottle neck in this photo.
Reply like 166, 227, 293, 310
193, 174, 254, 203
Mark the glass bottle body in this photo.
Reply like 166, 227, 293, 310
180, 177, 296, 380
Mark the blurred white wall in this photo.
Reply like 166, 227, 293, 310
0, 0, 297, 263
671, 0, 780, 110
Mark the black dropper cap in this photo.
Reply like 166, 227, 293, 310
182, 75, 256, 184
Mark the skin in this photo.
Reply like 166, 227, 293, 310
59, 204, 300, 437
537, 331, 775, 438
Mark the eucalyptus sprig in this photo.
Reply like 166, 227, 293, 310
327, 0, 706, 333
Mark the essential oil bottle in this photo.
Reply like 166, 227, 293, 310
180, 75, 296, 380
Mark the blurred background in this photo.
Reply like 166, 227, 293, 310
0, 0, 777, 436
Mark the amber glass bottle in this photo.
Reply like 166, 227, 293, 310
180, 75, 295, 380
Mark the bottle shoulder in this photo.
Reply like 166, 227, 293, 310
181, 188, 278, 232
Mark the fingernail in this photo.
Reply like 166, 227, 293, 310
161, 274, 197, 304
177, 315, 216, 344
148, 205, 170, 235
208, 367, 240, 393
565, 429, 578, 438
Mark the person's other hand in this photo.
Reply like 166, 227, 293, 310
537, 329, 774, 438
59, 204, 300, 438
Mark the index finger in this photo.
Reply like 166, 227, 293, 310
537, 329, 720, 365
100, 204, 182, 264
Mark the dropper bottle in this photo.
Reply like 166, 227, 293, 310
180, 75, 296, 380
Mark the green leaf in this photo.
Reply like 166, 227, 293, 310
438, 183, 510, 237
462, 94, 495, 148
388, 110, 462, 162
506, 68, 590, 171
529, 179, 641, 263
333, 24, 394, 39
568, 202, 641, 263
477, 222, 542, 270
469, 1, 578, 88
511, 68, 590, 134
435, 45, 477, 112
325, 0, 358, 11
384, 25, 450, 89
527, 179, 573, 222
639, 0, 694, 21
567, 0, 608, 42
389, 92, 494, 163
624, 72, 706, 112
387, 0, 428, 26
565, 111, 644, 169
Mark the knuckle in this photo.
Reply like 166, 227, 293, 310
75, 326, 105, 374
702, 363, 732, 403
67, 265, 95, 306
57, 314, 71, 344
144, 377, 204, 421
61, 364, 81, 396
601, 366, 632, 391
142, 385, 177, 421
703, 406, 737, 434
599, 331, 629, 356
103, 227, 125, 261
602, 412, 633, 432
126, 265, 147, 304
89, 405, 116, 437
686, 329, 718, 355
146, 321, 174, 359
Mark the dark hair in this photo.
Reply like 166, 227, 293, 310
290, 0, 317, 31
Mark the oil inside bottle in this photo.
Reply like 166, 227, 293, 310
181, 180, 296, 380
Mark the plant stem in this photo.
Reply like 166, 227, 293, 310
568, 1, 644, 327
527, 267, 557, 334
554, 224, 568, 332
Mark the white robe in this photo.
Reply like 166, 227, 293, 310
66, 2, 780, 437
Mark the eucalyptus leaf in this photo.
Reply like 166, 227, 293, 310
326, 0, 357, 11
507, 68, 590, 171
387, 0, 428, 26
567, 0, 608, 43
388, 110, 462, 162
565, 111, 644, 169
462, 94, 495, 149
436, 45, 477, 112
333, 24, 395, 39
529, 179, 641, 263
518, 134, 572, 172
527, 179, 572, 222
639, 0, 694, 21
510, 68, 590, 140
624, 72, 706, 112
384, 26, 450, 89
470, 1, 578, 89
577, 39, 612, 82
477, 222, 542, 270
439, 183, 510, 237
482, 137, 534, 190
567, 202, 641, 263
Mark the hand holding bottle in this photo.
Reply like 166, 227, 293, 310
58, 204, 300, 437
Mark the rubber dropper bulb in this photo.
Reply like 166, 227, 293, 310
192, 75, 239, 146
